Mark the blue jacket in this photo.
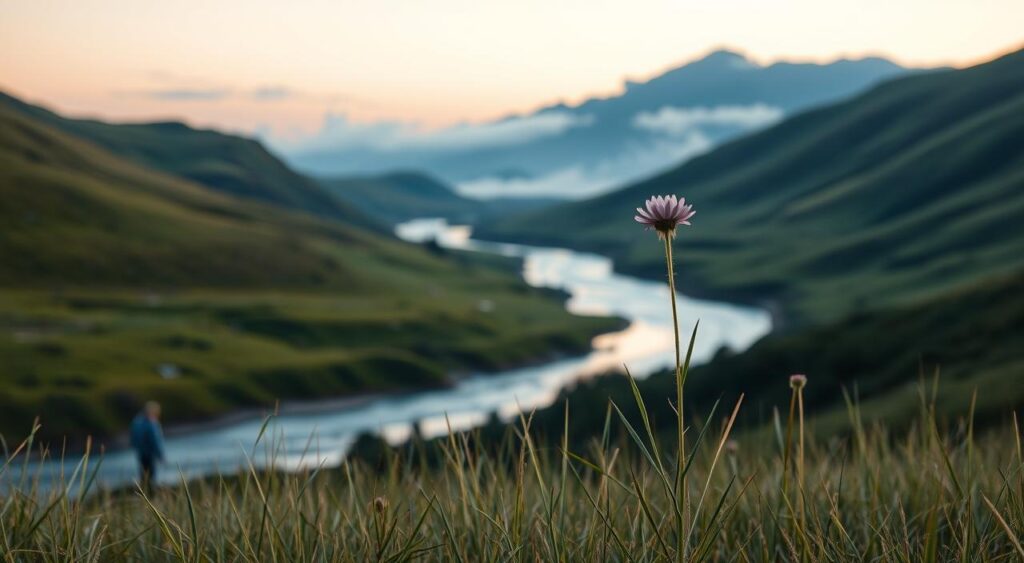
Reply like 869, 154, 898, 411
130, 415, 165, 461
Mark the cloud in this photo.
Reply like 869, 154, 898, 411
286, 110, 594, 153
139, 88, 231, 101
418, 112, 594, 151
272, 102, 782, 199
455, 132, 712, 199
250, 86, 294, 101
296, 115, 405, 151
454, 106, 779, 198
633, 104, 783, 136
456, 167, 593, 199
120, 83, 321, 103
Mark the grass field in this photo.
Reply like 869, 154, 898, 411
3, 372, 1022, 561
0, 282, 620, 447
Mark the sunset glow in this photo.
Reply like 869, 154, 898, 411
2, 0, 1021, 139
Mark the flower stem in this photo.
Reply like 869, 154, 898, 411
663, 236, 683, 459
797, 385, 805, 526
783, 388, 796, 499
663, 234, 686, 558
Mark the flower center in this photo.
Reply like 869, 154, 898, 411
654, 219, 678, 232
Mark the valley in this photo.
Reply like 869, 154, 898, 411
0, 95, 621, 445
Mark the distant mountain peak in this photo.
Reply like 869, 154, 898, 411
697, 48, 758, 69
285, 47, 920, 187
147, 120, 192, 132
839, 55, 906, 72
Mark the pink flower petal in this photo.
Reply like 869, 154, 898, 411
637, 194, 694, 233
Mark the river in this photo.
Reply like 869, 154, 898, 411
14, 219, 771, 492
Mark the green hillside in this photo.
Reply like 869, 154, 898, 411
481, 48, 1024, 325
0, 105, 366, 288
0, 92, 378, 229
320, 171, 560, 225
507, 268, 1024, 453
0, 103, 621, 444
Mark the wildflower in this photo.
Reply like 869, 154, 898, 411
635, 195, 695, 239
372, 496, 388, 515
635, 193, 695, 513
784, 372, 808, 525
789, 374, 807, 390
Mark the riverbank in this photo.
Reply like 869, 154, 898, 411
0, 281, 623, 449
12, 227, 770, 490
87, 324, 627, 457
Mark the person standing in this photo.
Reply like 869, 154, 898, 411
130, 401, 165, 494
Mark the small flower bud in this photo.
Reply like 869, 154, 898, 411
372, 496, 388, 515
789, 374, 807, 390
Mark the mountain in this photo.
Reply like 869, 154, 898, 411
283, 49, 915, 199
480, 48, 1024, 325
320, 171, 561, 225
0, 99, 620, 444
0, 92, 378, 230
0, 102, 373, 287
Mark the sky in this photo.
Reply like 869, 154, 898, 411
2, 0, 1022, 140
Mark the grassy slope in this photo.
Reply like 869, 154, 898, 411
0, 105, 621, 444
0, 91, 378, 229
512, 269, 1024, 449
320, 171, 560, 225
480, 48, 1024, 325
